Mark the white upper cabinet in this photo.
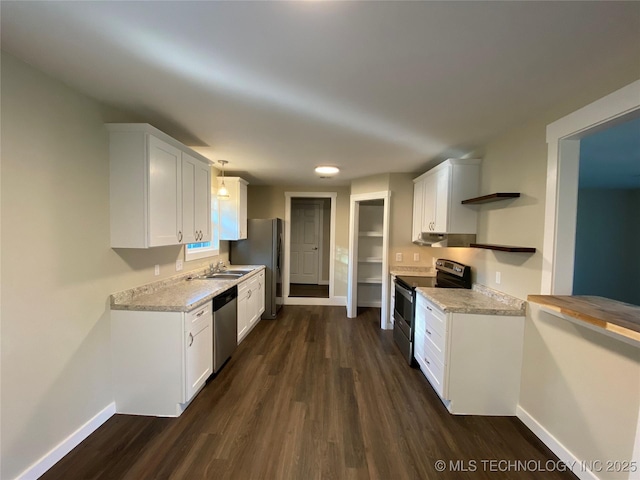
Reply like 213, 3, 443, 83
218, 177, 248, 241
108, 124, 212, 248
148, 136, 182, 246
412, 178, 425, 242
413, 159, 481, 236
182, 152, 211, 244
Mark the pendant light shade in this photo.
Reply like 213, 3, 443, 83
217, 160, 230, 199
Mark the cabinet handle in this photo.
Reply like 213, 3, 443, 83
247, 289, 252, 298
199, 231, 202, 240
196, 231, 200, 241
196, 310, 205, 317
424, 357, 430, 365
178, 231, 183, 243
188, 333, 194, 346
426, 328, 432, 335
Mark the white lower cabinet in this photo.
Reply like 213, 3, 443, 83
414, 294, 524, 415
237, 270, 266, 344
111, 302, 212, 417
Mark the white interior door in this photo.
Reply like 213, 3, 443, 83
290, 203, 320, 284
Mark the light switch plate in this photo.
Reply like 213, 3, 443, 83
176, 259, 183, 271
154, 264, 160, 276
395, 253, 403, 262
413, 253, 420, 262
496, 271, 501, 284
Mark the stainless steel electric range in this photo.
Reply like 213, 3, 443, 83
393, 259, 472, 365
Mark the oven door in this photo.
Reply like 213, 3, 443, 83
393, 281, 413, 340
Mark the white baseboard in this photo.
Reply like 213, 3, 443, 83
318, 280, 329, 286
17, 402, 116, 480
516, 405, 599, 480
284, 296, 346, 306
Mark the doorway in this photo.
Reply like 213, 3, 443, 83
290, 198, 329, 298
283, 192, 338, 305
542, 80, 640, 295
347, 191, 391, 329
572, 116, 640, 306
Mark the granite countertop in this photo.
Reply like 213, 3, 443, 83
110, 265, 265, 313
390, 266, 435, 277
416, 284, 526, 316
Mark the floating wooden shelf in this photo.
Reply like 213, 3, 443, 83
462, 192, 521, 204
471, 243, 536, 253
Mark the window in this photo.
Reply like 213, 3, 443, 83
185, 196, 220, 261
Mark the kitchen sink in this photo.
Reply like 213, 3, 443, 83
189, 270, 252, 280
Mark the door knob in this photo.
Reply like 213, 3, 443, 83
313, 247, 318, 250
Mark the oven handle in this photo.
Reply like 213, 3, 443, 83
395, 282, 413, 303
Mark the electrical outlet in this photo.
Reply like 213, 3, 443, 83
176, 259, 183, 271
395, 253, 403, 262
413, 253, 420, 262
496, 271, 501, 284
154, 264, 160, 276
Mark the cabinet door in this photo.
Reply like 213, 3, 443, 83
194, 161, 211, 242
412, 180, 424, 241
432, 166, 451, 233
219, 177, 248, 241
181, 154, 197, 244
182, 153, 211, 244
148, 136, 182, 246
237, 285, 250, 342
257, 272, 265, 316
185, 314, 212, 402
238, 180, 248, 240
247, 276, 260, 327
421, 173, 436, 233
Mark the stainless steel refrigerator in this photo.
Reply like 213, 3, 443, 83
230, 218, 283, 319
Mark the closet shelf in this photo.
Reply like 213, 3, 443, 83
470, 243, 536, 253
358, 278, 383, 284
461, 192, 520, 204
359, 231, 383, 237
358, 257, 383, 263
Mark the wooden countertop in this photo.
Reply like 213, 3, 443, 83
528, 295, 640, 344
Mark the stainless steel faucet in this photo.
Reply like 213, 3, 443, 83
208, 261, 226, 274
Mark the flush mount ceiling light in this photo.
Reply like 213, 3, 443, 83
217, 160, 230, 199
314, 165, 340, 178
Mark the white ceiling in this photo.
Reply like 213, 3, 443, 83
2, 1, 639, 186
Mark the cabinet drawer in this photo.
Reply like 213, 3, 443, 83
418, 296, 446, 337
416, 347, 446, 398
186, 303, 211, 329
415, 326, 446, 366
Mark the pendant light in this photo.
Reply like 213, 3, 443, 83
217, 160, 230, 199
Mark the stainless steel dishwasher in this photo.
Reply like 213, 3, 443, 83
213, 286, 237, 373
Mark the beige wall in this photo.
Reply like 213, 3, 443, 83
424, 96, 640, 477
248, 185, 350, 296
350, 173, 390, 196
0, 53, 228, 479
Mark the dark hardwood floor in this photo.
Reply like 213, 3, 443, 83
42, 306, 576, 480
289, 283, 330, 298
